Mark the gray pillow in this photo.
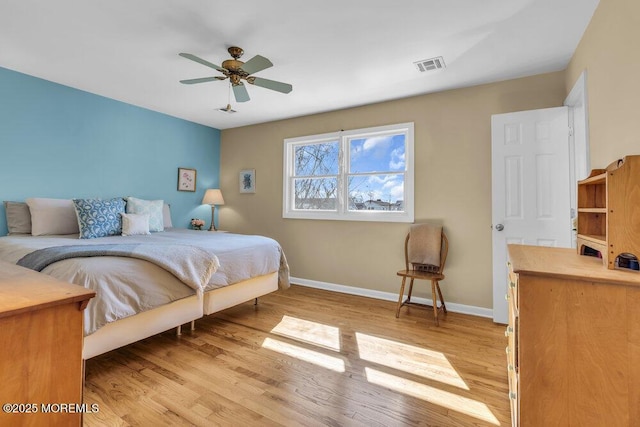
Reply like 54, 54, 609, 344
3, 201, 32, 234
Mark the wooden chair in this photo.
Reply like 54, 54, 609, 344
396, 229, 448, 325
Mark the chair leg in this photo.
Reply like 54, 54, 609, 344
436, 281, 447, 313
431, 280, 439, 326
406, 278, 415, 303
396, 277, 407, 318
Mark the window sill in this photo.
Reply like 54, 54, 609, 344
283, 211, 414, 223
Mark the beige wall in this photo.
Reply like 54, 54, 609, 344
566, 0, 640, 168
220, 72, 565, 309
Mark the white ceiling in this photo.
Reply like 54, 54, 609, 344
0, 0, 599, 130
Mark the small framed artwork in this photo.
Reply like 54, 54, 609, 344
239, 169, 256, 193
177, 167, 197, 192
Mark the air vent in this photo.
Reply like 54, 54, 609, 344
414, 56, 446, 72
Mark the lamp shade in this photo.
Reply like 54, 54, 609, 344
202, 189, 225, 205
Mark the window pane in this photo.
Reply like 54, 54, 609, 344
349, 134, 405, 173
347, 174, 404, 211
294, 178, 338, 210
294, 142, 339, 176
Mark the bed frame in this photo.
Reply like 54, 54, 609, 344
82, 272, 279, 359
203, 272, 278, 315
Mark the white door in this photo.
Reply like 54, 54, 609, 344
492, 107, 572, 324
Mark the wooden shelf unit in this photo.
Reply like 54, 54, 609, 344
576, 155, 640, 270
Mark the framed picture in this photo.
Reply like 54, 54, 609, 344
177, 167, 197, 192
239, 169, 256, 193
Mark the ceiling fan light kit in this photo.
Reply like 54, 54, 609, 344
218, 104, 237, 114
179, 46, 293, 105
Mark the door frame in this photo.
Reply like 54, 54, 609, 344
565, 70, 590, 181
565, 70, 591, 248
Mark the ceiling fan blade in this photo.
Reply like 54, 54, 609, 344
250, 77, 293, 94
232, 83, 250, 103
179, 53, 226, 73
241, 55, 273, 75
179, 77, 221, 84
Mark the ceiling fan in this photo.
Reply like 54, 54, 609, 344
179, 46, 293, 103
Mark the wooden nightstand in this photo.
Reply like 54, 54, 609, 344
0, 262, 95, 426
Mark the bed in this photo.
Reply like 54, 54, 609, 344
0, 229, 289, 359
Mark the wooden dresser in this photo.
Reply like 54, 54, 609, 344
506, 244, 640, 426
0, 262, 95, 427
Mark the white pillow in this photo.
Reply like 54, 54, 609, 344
125, 197, 164, 232
26, 198, 80, 236
163, 203, 173, 228
121, 213, 151, 236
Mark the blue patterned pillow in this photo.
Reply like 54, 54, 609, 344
125, 197, 164, 232
73, 198, 126, 239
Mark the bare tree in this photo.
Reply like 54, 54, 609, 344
294, 143, 338, 209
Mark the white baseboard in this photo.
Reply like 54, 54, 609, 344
290, 277, 493, 319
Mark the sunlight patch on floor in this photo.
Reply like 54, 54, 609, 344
262, 337, 345, 372
270, 315, 341, 351
355, 332, 468, 390
265, 317, 498, 424
365, 368, 500, 425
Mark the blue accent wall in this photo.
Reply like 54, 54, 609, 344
0, 67, 221, 236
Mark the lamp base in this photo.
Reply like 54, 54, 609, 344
208, 205, 217, 231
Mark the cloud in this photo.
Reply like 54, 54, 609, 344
389, 182, 404, 199
362, 136, 393, 151
389, 147, 405, 170
351, 136, 392, 163
383, 178, 404, 199
367, 175, 396, 185
356, 175, 404, 201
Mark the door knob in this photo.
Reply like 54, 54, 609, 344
495, 224, 504, 231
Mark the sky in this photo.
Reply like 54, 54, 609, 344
349, 134, 405, 203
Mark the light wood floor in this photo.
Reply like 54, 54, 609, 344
83, 285, 511, 426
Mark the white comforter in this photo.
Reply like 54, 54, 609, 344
0, 229, 289, 335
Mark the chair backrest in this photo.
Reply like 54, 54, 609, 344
404, 229, 448, 273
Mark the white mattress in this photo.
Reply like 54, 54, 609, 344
0, 229, 289, 335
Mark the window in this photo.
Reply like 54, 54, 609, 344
283, 122, 414, 222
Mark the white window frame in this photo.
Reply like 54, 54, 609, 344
283, 122, 414, 222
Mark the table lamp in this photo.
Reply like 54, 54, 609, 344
202, 189, 225, 231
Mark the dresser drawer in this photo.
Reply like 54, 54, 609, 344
506, 317, 517, 368
508, 367, 519, 427
506, 261, 519, 426
506, 309, 519, 426
506, 340, 519, 427
508, 268, 518, 311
